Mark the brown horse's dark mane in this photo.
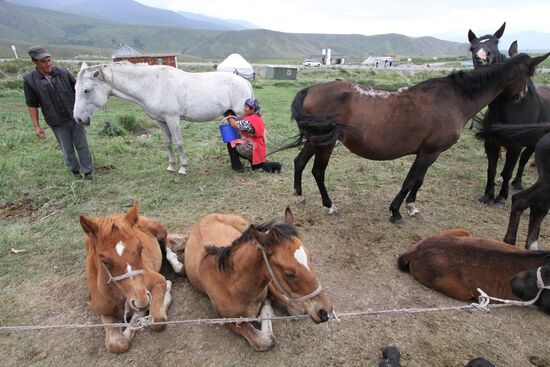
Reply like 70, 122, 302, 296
204, 221, 299, 272
447, 53, 532, 100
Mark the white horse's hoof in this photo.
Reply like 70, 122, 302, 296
167, 164, 176, 173
406, 202, 420, 217
178, 167, 187, 176
327, 205, 339, 215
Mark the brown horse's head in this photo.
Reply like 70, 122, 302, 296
80, 203, 152, 314
251, 208, 333, 323
511, 261, 550, 313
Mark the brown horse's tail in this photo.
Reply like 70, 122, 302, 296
397, 253, 411, 272
476, 122, 550, 147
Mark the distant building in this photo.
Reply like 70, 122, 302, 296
361, 55, 399, 67
321, 55, 346, 65
111, 44, 178, 68
265, 65, 297, 80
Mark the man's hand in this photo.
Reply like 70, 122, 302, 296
35, 126, 45, 139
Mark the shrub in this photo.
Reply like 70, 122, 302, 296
116, 114, 144, 133
100, 120, 126, 137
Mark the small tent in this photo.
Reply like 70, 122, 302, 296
216, 54, 254, 81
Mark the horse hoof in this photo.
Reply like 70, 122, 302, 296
326, 205, 339, 215
389, 216, 403, 224
512, 183, 524, 191
177, 167, 187, 176
493, 197, 506, 205
294, 195, 305, 204
167, 167, 176, 173
478, 195, 492, 205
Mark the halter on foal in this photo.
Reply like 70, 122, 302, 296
469, 23, 550, 204
398, 229, 550, 302
80, 203, 184, 353
184, 208, 332, 351
511, 262, 550, 313
281, 52, 549, 223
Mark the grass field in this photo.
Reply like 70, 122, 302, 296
1, 62, 549, 366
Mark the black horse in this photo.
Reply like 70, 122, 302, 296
477, 123, 550, 249
469, 23, 550, 204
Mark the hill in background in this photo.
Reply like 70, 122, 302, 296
0, 0, 469, 61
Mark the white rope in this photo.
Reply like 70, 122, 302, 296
0, 297, 532, 333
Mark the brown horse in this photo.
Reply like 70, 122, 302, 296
80, 203, 184, 353
184, 208, 332, 351
398, 229, 550, 301
283, 52, 550, 223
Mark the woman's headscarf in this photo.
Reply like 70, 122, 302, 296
245, 98, 261, 115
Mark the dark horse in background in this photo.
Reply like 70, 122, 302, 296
469, 23, 550, 204
281, 53, 549, 223
477, 123, 550, 250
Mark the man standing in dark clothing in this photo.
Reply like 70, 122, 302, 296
23, 45, 94, 180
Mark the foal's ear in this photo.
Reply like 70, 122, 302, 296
80, 214, 98, 236
467, 29, 477, 44
494, 22, 506, 39
284, 207, 294, 225
125, 202, 140, 226
508, 41, 518, 57
250, 225, 269, 247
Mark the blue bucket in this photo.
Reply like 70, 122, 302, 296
219, 124, 239, 143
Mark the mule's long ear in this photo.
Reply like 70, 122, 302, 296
80, 214, 98, 237
250, 225, 269, 247
532, 52, 550, 67
125, 202, 139, 226
468, 29, 477, 43
284, 207, 294, 225
494, 22, 506, 39
508, 41, 518, 57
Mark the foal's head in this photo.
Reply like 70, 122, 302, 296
468, 22, 506, 67
250, 208, 333, 323
511, 260, 550, 313
80, 203, 152, 313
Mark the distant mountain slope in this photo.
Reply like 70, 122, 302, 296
6, 0, 257, 31
0, 0, 469, 60
176, 11, 259, 31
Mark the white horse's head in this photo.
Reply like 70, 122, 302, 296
74, 63, 112, 126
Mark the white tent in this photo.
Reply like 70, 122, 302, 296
216, 53, 255, 81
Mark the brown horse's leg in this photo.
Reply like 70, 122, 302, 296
293, 144, 316, 200
389, 152, 439, 223
525, 199, 549, 250
504, 184, 538, 245
226, 322, 276, 351
100, 315, 134, 353
147, 275, 172, 331
495, 146, 522, 204
311, 144, 337, 213
511, 146, 535, 190
432, 276, 477, 301
480, 140, 500, 204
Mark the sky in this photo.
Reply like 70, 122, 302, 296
134, 0, 550, 39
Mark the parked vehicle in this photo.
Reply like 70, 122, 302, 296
303, 59, 322, 67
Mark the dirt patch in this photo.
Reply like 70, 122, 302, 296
0, 196, 36, 220
95, 164, 117, 174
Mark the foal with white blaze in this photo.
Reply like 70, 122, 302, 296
73, 62, 253, 175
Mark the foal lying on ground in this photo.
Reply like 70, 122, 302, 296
80, 202, 184, 353
398, 229, 550, 301
183, 207, 332, 351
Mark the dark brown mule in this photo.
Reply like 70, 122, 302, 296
184, 208, 332, 351
80, 203, 184, 353
469, 23, 550, 204
398, 229, 550, 301
477, 123, 550, 249
283, 52, 549, 223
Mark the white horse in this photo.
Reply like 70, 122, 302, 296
73, 62, 254, 175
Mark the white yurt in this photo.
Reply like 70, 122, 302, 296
216, 53, 255, 81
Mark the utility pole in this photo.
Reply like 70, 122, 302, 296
10, 45, 18, 59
